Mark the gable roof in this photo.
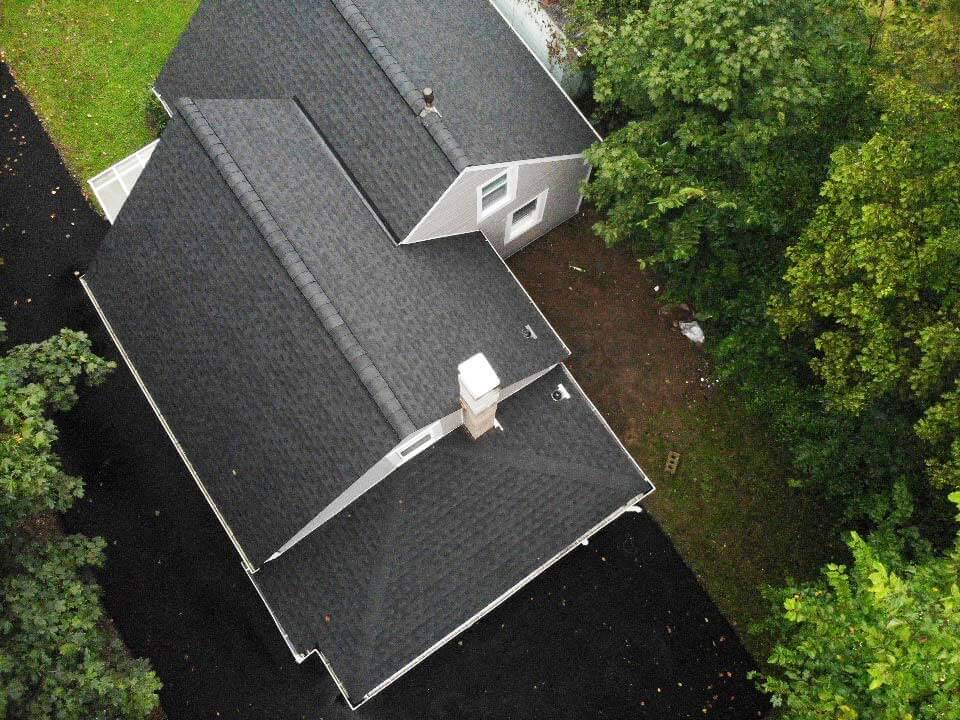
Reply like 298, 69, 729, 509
350, 0, 599, 164
84, 113, 397, 569
189, 97, 568, 427
155, 0, 457, 239
84, 98, 569, 568
253, 365, 652, 703
155, 0, 598, 238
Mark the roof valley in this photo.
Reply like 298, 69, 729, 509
176, 97, 417, 440
329, 0, 470, 172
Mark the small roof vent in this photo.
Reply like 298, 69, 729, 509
420, 87, 441, 118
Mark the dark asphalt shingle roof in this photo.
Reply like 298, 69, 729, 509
253, 365, 653, 703
192, 97, 567, 428
156, 0, 597, 239
86, 98, 569, 568
351, 0, 599, 164
84, 116, 399, 569
155, 0, 457, 238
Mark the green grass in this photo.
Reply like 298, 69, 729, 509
0, 0, 198, 184
633, 393, 845, 658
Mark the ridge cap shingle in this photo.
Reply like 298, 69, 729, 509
175, 97, 417, 440
329, 0, 470, 172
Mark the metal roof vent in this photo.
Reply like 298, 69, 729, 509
420, 87, 441, 118
458, 353, 500, 440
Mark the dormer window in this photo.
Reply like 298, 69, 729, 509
477, 167, 517, 219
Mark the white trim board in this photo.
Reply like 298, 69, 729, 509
151, 86, 173, 118
88, 139, 159, 224
80, 276, 258, 573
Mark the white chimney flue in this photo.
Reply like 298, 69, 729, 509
458, 353, 500, 440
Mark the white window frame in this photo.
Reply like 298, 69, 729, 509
506, 188, 548, 243
476, 166, 517, 220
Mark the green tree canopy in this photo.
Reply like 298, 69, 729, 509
771, 7, 960, 490
0, 535, 161, 719
0, 321, 158, 718
572, 0, 873, 276
756, 490, 960, 718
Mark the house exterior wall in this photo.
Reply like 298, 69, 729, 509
403, 155, 590, 257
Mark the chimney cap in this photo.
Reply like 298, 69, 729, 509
458, 353, 499, 400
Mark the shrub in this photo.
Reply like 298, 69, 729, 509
0, 323, 114, 536
0, 535, 161, 719
754, 492, 960, 719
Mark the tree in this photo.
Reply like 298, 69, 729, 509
0, 322, 114, 535
571, 0, 874, 295
755, 490, 960, 718
1, 322, 159, 718
771, 7, 960, 492
0, 536, 162, 719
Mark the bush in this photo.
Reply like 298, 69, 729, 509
754, 492, 960, 719
1, 322, 159, 718
144, 89, 169, 138
0, 535, 161, 719
0, 323, 114, 537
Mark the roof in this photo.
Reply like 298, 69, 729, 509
188, 97, 568, 427
253, 365, 653, 702
155, 0, 597, 237
155, 0, 456, 238
84, 99, 568, 568
84, 114, 396, 569
350, 0, 599, 163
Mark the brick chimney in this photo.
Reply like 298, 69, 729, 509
458, 353, 500, 439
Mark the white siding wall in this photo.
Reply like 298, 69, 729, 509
403, 155, 590, 257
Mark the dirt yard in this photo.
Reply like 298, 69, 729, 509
510, 210, 711, 446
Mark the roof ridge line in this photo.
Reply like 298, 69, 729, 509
329, 0, 471, 172
175, 98, 417, 440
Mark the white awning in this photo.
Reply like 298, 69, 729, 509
88, 139, 159, 223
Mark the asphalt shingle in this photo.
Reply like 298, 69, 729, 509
156, 0, 457, 238
84, 116, 399, 568
254, 365, 653, 703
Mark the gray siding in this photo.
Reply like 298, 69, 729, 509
404, 154, 590, 257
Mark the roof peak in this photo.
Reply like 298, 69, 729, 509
329, 0, 470, 172
176, 97, 417, 440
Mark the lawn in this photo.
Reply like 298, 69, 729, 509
634, 395, 845, 656
0, 0, 197, 184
